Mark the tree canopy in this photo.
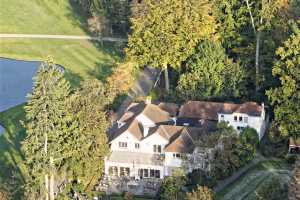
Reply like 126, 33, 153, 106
266, 25, 300, 139
176, 40, 245, 100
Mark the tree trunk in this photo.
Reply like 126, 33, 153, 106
49, 157, 55, 200
164, 66, 170, 92
255, 31, 261, 92
45, 174, 49, 200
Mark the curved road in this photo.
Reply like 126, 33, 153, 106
0, 33, 127, 42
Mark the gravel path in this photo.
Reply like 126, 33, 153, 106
0, 34, 127, 42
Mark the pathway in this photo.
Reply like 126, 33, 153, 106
0, 34, 127, 42
115, 66, 159, 120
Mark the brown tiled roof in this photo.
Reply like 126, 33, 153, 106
109, 119, 143, 142
164, 126, 206, 153
158, 102, 179, 117
164, 130, 195, 153
179, 101, 262, 120
149, 125, 183, 140
142, 103, 172, 123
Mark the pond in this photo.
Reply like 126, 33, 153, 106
0, 58, 40, 135
0, 58, 40, 112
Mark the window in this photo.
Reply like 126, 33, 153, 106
119, 142, 127, 148
220, 115, 224, 120
239, 116, 243, 122
153, 145, 162, 153
234, 116, 237, 122
173, 153, 181, 158
135, 143, 140, 149
150, 169, 155, 177
143, 169, 149, 178
120, 167, 130, 176
237, 126, 245, 131
244, 117, 248, 123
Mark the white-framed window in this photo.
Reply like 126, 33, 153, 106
234, 116, 238, 122
153, 145, 162, 153
135, 143, 140, 149
220, 114, 224, 121
173, 153, 181, 158
244, 117, 248, 123
239, 116, 243, 122
119, 142, 127, 148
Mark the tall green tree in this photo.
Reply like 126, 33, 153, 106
67, 79, 109, 192
126, 0, 217, 91
266, 25, 300, 139
176, 40, 245, 100
22, 60, 74, 200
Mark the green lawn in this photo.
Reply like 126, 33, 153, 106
0, 105, 26, 198
0, 0, 88, 35
0, 38, 121, 86
216, 159, 293, 200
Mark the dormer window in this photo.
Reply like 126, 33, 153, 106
119, 142, 127, 148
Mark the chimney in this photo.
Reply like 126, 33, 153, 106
172, 117, 177, 125
143, 126, 150, 137
145, 96, 152, 104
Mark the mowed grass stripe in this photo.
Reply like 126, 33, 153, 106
0, 0, 87, 35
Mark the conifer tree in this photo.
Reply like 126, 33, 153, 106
22, 59, 73, 200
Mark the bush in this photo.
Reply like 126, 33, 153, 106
285, 154, 297, 164
187, 169, 216, 189
185, 185, 215, 200
123, 192, 134, 200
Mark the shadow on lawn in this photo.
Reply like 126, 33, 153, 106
0, 105, 27, 199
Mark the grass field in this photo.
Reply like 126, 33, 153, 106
0, 105, 26, 197
216, 159, 292, 200
0, 38, 122, 86
0, 0, 88, 35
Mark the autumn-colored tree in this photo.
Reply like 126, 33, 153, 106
127, 0, 216, 91
185, 186, 215, 200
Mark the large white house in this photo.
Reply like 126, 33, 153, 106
104, 100, 267, 180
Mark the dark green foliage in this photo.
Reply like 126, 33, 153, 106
159, 169, 187, 200
177, 40, 245, 101
255, 176, 288, 200
187, 169, 216, 189
266, 26, 300, 139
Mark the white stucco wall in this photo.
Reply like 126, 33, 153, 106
164, 152, 182, 167
110, 131, 140, 152
218, 111, 266, 140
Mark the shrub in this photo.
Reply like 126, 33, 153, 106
255, 176, 288, 200
185, 185, 215, 200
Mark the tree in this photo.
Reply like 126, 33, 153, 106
22, 59, 74, 200
266, 25, 300, 139
240, 127, 259, 147
106, 61, 137, 100
185, 186, 215, 200
67, 79, 110, 192
126, 0, 217, 91
159, 169, 187, 200
176, 40, 245, 100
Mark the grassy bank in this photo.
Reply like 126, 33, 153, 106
0, 105, 26, 198
217, 159, 292, 200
